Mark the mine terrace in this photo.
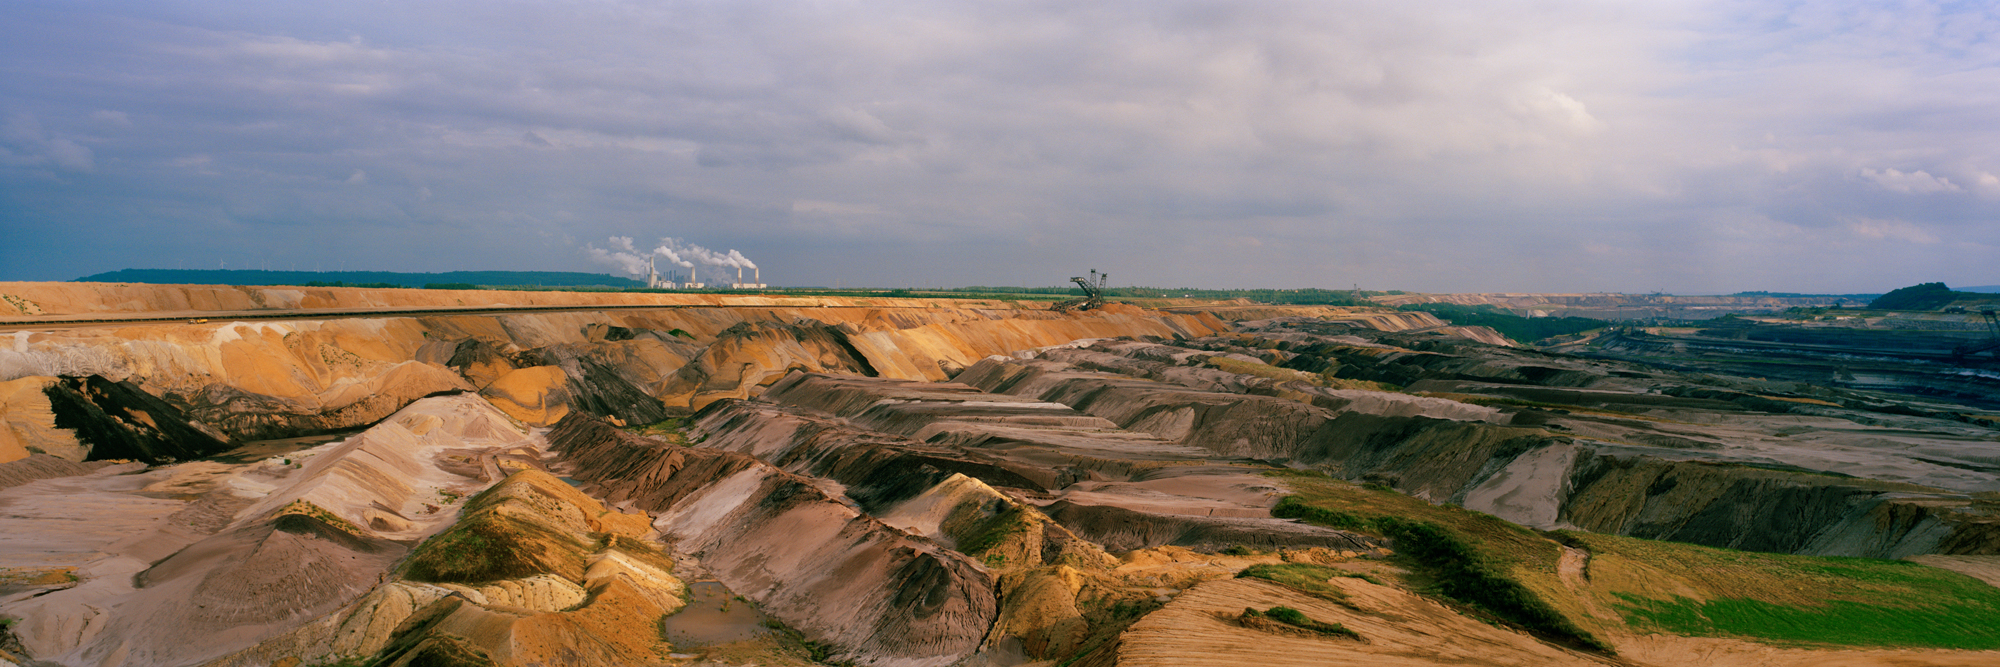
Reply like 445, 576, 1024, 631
2, 281, 2000, 667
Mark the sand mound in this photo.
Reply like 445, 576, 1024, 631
205, 470, 685, 667
0, 453, 111, 491
551, 412, 997, 667
1116, 577, 1603, 666
5, 394, 540, 666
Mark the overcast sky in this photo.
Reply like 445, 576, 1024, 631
4, 0, 1997, 293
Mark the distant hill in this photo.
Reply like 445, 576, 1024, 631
1960, 285, 2000, 293
1868, 282, 2000, 310
74, 269, 643, 288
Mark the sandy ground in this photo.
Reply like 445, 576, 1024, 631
1906, 555, 2000, 588
0, 462, 180, 567
1610, 635, 2000, 667
1118, 577, 1615, 667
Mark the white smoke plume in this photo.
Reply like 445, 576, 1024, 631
651, 245, 695, 269
584, 236, 652, 277
585, 235, 758, 278
659, 238, 755, 270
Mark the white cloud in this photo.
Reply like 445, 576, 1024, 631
1860, 167, 1960, 194
89, 110, 132, 128
1848, 217, 1939, 244
1, 113, 94, 172
3, 0, 1999, 292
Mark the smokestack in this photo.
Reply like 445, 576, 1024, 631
737, 266, 743, 283
755, 267, 760, 283
691, 266, 696, 284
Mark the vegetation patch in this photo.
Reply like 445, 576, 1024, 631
404, 512, 587, 584
0, 566, 79, 588
1394, 303, 1609, 344
1869, 282, 1960, 311
273, 500, 365, 539
1206, 357, 1400, 392
1235, 563, 1370, 606
1239, 605, 1361, 640
1569, 531, 2000, 649
1054, 596, 1163, 667
1370, 517, 1609, 653
627, 416, 691, 444
1269, 474, 1613, 654
941, 499, 1032, 556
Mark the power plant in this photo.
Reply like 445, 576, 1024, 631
642, 255, 768, 289
729, 265, 766, 289
596, 236, 764, 289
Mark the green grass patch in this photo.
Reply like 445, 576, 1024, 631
403, 512, 587, 584
1240, 605, 1361, 639
1269, 474, 1612, 654
941, 500, 1032, 556
273, 500, 366, 539
1569, 531, 2000, 649
1395, 302, 1610, 344
626, 416, 693, 445
1613, 594, 2000, 649
1236, 563, 1377, 605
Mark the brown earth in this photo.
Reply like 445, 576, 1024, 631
4, 283, 1999, 667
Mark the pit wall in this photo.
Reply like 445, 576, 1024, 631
1163, 305, 1447, 330
0, 281, 1047, 318
0, 301, 1226, 459
1367, 292, 1847, 319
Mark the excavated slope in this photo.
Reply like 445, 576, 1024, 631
548, 414, 998, 667
0, 281, 1030, 317
2, 299, 1225, 450
3, 394, 538, 666
954, 324, 2000, 559
748, 372, 1380, 553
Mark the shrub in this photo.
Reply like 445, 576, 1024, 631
1240, 605, 1361, 640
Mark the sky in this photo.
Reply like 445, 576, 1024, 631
3, 0, 1998, 293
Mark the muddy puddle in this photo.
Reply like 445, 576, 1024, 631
659, 581, 776, 647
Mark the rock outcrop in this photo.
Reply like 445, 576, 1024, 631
45, 374, 232, 463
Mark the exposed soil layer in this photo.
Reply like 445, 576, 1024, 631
550, 412, 999, 667
953, 321, 2000, 558
6, 286, 2000, 667
0, 453, 112, 491
46, 374, 232, 463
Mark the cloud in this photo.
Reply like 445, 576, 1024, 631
1, 113, 94, 172
89, 110, 132, 128
2, 0, 1998, 293
1848, 217, 1939, 244
1860, 167, 1959, 194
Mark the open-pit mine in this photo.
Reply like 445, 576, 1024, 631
3, 281, 1999, 667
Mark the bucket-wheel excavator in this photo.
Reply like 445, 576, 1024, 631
1053, 270, 1109, 312
1953, 308, 2000, 361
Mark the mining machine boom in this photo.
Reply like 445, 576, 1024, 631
1053, 269, 1109, 312
1953, 308, 2000, 361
